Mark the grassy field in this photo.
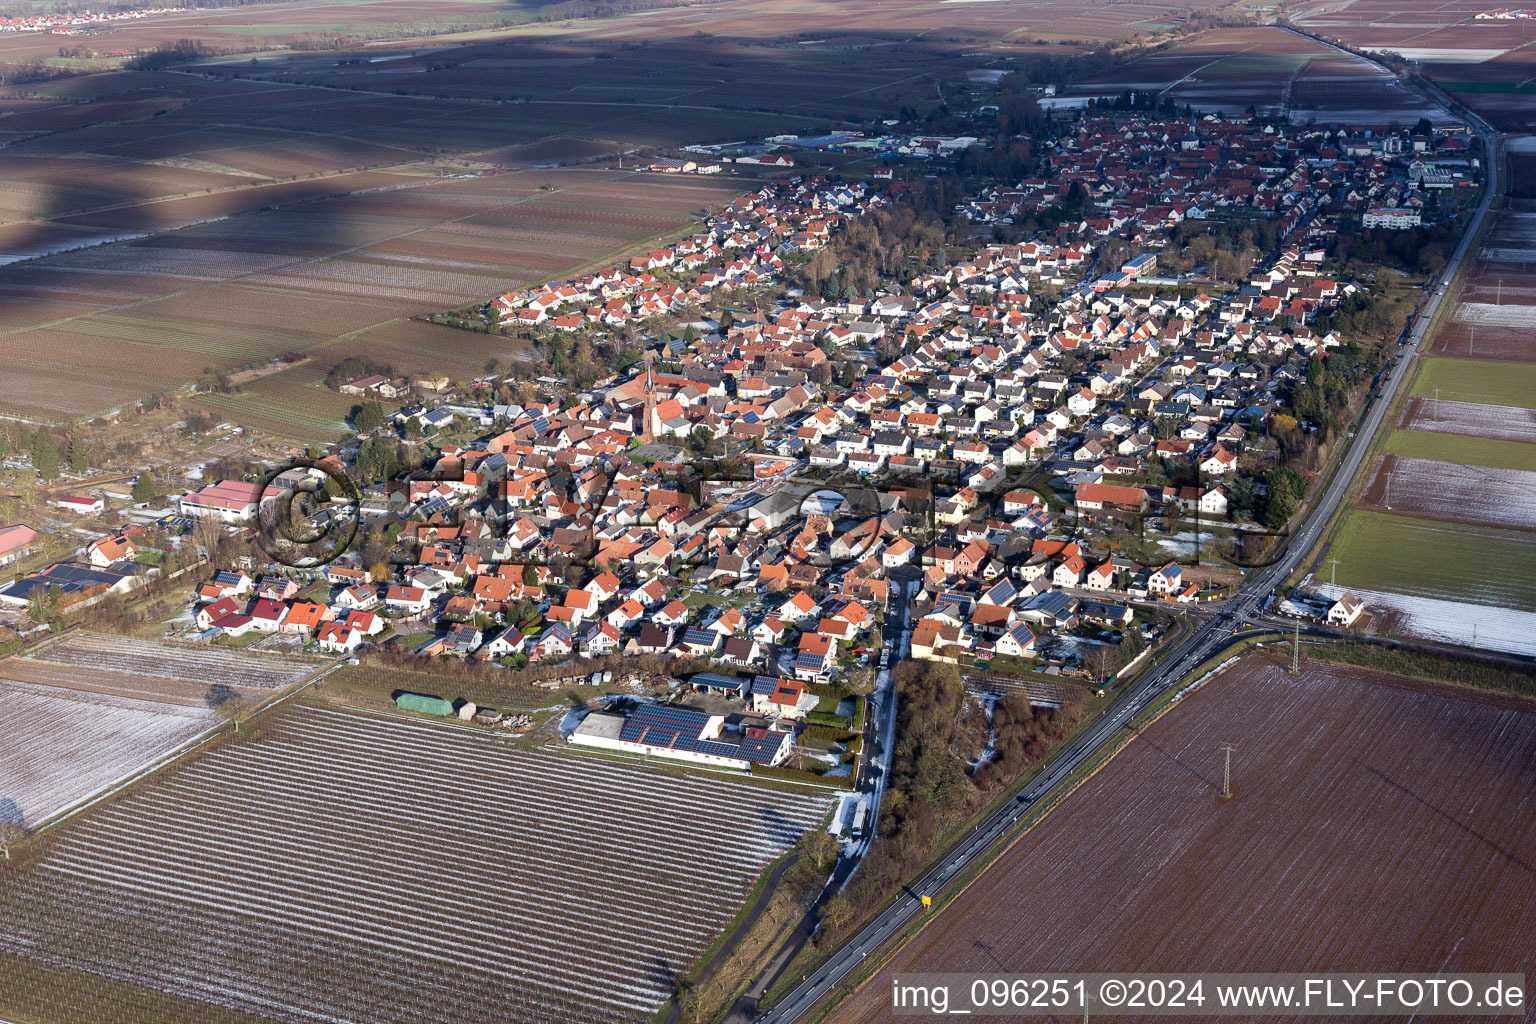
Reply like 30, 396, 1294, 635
191, 365, 361, 440
1380, 428, 1536, 472
322, 660, 580, 715
1328, 510, 1536, 613
1410, 357, 1536, 409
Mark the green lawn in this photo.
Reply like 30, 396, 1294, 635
1382, 429, 1536, 472
1328, 510, 1536, 612
1411, 358, 1536, 410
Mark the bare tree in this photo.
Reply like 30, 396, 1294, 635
799, 828, 839, 873
1086, 644, 1118, 686
0, 821, 24, 860
218, 694, 251, 734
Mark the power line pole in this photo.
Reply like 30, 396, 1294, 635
1327, 557, 1339, 588
1220, 742, 1237, 798
1384, 469, 1392, 510
1433, 387, 1441, 422
1291, 620, 1301, 673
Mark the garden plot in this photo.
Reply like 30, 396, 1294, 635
0, 705, 831, 1024
1360, 455, 1536, 531
20, 633, 320, 696
0, 678, 215, 828
1398, 397, 1536, 445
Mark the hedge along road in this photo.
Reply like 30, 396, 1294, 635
758, 89, 1502, 1024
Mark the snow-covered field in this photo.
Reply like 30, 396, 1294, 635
1482, 248, 1536, 263
1371, 456, 1536, 531
1315, 583, 1536, 657
0, 678, 215, 828
20, 632, 319, 696
1453, 302, 1536, 328
0, 705, 832, 1024
1363, 46, 1514, 62
1402, 399, 1536, 445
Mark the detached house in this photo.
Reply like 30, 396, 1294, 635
316, 623, 363, 654
750, 675, 816, 720
1148, 562, 1184, 596
995, 622, 1037, 659
385, 585, 432, 615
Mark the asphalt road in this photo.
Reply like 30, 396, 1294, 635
759, 99, 1500, 1024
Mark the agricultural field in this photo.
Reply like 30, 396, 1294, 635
1511, 146, 1536, 197
0, 704, 833, 1024
1054, 27, 1444, 122
1323, 167, 1536, 655
1380, 426, 1536, 471
1409, 356, 1536, 409
0, 0, 525, 63
1397, 395, 1536, 444
1358, 453, 1536, 530
1289, 0, 1536, 128
825, 656, 1536, 1023
11, 632, 321, 700
1326, 508, 1536, 609
0, 168, 738, 434
0, 677, 214, 828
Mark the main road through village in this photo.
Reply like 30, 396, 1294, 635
758, 87, 1500, 1024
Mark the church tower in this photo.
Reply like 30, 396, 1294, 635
639, 364, 657, 444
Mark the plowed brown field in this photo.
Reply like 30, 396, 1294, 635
826, 657, 1536, 1024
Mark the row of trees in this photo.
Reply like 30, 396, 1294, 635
815, 660, 1084, 944
1, 424, 98, 481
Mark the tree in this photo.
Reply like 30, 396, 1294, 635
218, 694, 251, 734
799, 828, 839, 873
66, 431, 88, 474
27, 586, 52, 625
1086, 643, 1118, 684
820, 894, 856, 935
131, 473, 158, 503
0, 821, 23, 861
1263, 486, 1299, 529
1117, 627, 1146, 669
30, 427, 59, 481
352, 401, 387, 434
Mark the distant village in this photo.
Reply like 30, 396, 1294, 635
0, 5, 185, 33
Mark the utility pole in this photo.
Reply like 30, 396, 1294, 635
1327, 557, 1339, 588
1220, 742, 1237, 798
1433, 387, 1441, 421
1291, 621, 1300, 673
1384, 469, 1392, 510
